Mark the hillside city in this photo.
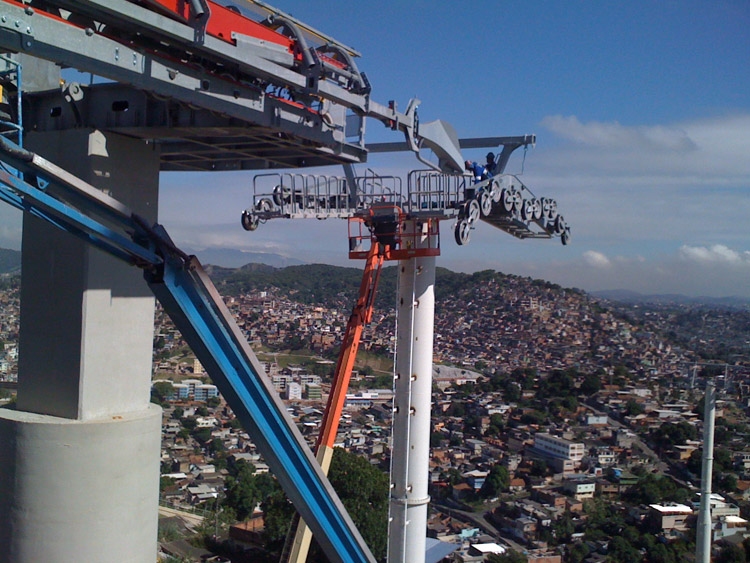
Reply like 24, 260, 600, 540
1, 265, 750, 563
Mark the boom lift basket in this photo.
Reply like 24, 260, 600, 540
348, 205, 440, 260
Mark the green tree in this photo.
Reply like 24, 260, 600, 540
717, 543, 747, 563
192, 428, 212, 444
648, 543, 677, 563
160, 476, 175, 493
530, 459, 548, 477
224, 461, 262, 520
568, 542, 590, 563
151, 381, 174, 405
650, 421, 698, 451
325, 448, 389, 560
580, 373, 602, 395
487, 413, 505, 436
208, 438, 225, 455
625, 399, 645, 416
608, 536, 641, 562
262, 449, 389, 560
480, 464, 510, 498
553, 514, 574, 544
487, 551, 527, 563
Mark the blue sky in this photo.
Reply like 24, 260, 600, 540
2, 1, 749, 296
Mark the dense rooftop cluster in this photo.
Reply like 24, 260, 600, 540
2, 265, 750, 562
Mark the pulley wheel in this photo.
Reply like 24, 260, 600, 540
479, 190, 493, 217
522, 199, 534, 221
561, 227, 571, 246
454, 219, 471, 245
466, 198, 481, 223
272, 185, 290, 206
255, 198, 273, 213
512, 189, 523, 211
554, 214, 566, 235
241, 210, 258, 231
547, 199, 558, 220
501, 189, 514, 213
532, 198, 543, 221
490, 180, 502, 203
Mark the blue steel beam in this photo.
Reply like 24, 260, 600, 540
0, 167, 161, 266
145, 250, 375, 563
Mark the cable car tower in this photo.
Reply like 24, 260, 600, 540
244, 140, 570, 563
0, 0, 569, 561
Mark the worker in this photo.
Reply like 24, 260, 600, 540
464, 160, 490, 201
485, 152, 497, 175
464, 160, 491, 184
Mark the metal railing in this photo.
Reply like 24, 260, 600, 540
249, 172, 403, 220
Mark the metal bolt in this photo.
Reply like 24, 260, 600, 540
85, 27, 93, 36
24, 7, 33, 15
132, 54, 137, 65
114, 48, 119, 61
1, 16, 6, 23
26, 26, 31, 34
14, 20, 20, 27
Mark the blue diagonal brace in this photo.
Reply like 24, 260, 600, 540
0, 168, 161, 267
145, 253, 376, 563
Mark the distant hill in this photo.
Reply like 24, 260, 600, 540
209, 262, 477, 310
592, 289, 750, 309
0, 248, 21, 274
186, 247, 305, 269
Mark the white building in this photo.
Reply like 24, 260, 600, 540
286, 382, 302, 401
564, 480, 596, 500
533, 433, 585, 462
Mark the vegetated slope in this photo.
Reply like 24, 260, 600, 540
210, 262, 485, 311
207, 263, 697, 376
599, 299, 750, 363
0, 248, 21, 274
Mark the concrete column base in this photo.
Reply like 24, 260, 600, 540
0, 405, 162, 562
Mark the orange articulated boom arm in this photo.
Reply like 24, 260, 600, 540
316, 243, 384, 451
282, 243, 385, 563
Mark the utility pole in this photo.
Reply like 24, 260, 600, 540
695, 380, 716, 563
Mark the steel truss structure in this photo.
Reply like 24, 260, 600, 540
0, 0, 466, 172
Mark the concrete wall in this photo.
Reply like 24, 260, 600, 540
0, 129, 163, 561
0, 406, 162, 562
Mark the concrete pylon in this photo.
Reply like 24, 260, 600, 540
0, 130, 162, 562
388, 219, 436, 563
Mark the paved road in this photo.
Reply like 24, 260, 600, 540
584, 399, 688, 484
433, 502, 525, 552
159, 505, 205, 530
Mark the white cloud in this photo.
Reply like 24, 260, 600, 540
533, 113, 750, 186
541, 115, 696, 151
679, 244, 750, 265
583, 250, 611, 268
152, 112, 750, 298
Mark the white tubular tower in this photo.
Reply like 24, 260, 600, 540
696, 380, 716, 563
388, 219, 437, 563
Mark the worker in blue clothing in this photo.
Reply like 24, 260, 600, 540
464, 159, 491, 200
465, 160, 490, 184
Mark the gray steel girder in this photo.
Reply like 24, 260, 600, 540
0, 1, 368, 168
24, 84, 366, 171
